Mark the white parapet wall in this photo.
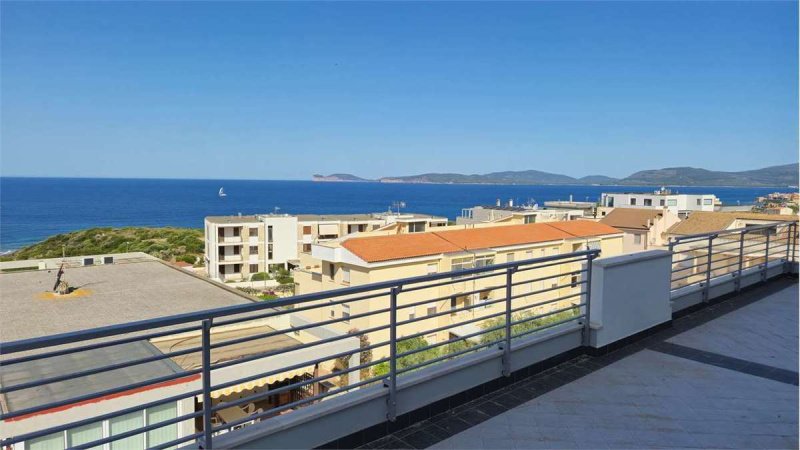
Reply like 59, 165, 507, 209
589, 250, 673, 348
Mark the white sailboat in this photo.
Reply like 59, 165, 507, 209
218, 187, 227, 198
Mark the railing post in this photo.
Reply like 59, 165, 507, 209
703, 235, 715, 302
792, 223, 798, 264
501, 267, 515, 377
735, 231, 745, 293
762, 231, 770, 282
582, 253, 595, 346
386, 286, 399, 421
201, 319, 213, 449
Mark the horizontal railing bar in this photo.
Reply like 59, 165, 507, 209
0, 367, 201, 421
0, 388, 203, 446
149, 431, 205, 450
212, 372, 386, 432
513, 256, 592, 274
509, 291, 584, 312
396, 297, 507, 327
0, 323, 203, 367
0, 343, 204, 394
399, 309, 508, 342
210, 308, 391, 352
508, 280, 584, 300
397, 340, 502, 375
508, 304, 584, 328
209, 337, 392, 393
214, 289, 390, 328
70, 410, 203, 450
671, 222, 793, 243
399, 269, 508, 294
671, 270, 709, 284
508, 269, 585, 289
511, 315, 584, 340
395, 283, 508, 313
396, 323, 507, 360
211, 359, 390, 414
1, 250, 598, 355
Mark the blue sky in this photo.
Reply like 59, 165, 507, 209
2, 1, 797, 180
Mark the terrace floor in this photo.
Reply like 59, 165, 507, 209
363, 276, 799, 450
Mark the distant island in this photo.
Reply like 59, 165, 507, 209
312, 163, 799, 187
0, 227, 204, 264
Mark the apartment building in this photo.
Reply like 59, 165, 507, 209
205, 215, 297, 281
599, 188, 719, 217
599, 208, 681, 253
457, 205, 584, 225
294, 221, 624, 358
667, 211, 798, 238
206, 212, 447, 281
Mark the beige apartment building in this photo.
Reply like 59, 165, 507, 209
294, 221, 624, 358
599, 208, 681, 253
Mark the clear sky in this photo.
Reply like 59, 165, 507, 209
2, 1, 797, 180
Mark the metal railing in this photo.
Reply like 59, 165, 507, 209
668, 221, 798, 298
0, 250, 598, 450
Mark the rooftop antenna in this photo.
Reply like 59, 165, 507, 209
392, 201, 406, 215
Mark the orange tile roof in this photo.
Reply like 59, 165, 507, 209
341, 221, 622, 263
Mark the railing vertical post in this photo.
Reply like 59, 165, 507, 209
201, 319, 213, 450
667, 240, 675, 290
792, 223, 798, 264
386, 286, 399, 421
582, 253, 595, 347
703, 235, 714, 302
784, 224, 792, 264
501, 267, 514, 377
735, 231, 745, 293
762, 231, 770, 282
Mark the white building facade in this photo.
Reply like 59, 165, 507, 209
600, 189, 719, 217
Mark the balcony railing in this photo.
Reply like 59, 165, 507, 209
0, 250, 598, 450
668, 221, 797, 299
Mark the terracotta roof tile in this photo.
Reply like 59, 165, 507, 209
341, 221, 622, 263
668, 211, 797, 236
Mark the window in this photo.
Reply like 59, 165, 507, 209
667, 199, 677, 206
408, 309, 416, 321
607, 196, 615, 207
146, 403, 178, 448
233, 227, 241, 237
250, 245, 258, 254
268, 226, 273, 242
426, 303, 437, 316
451, 257, 472, 273
644, 199, 652, 206
696, 199, 702, 206
633, 234, 642, 245
586, 241, 600, 251
110, 411, 144, 450
67, 423, 103, 449
408, 222, 426, 233
479, 290, 492, 307
268, 244, 273, 260
703, 199, 713, 205
630, 198, 637, 206
303, 226, 312, 235
660, 199, 665, 206
28, 432, 64, 450
303, 244, 312, 253
427, 263, 438, 275
103, 256, 114, 264
507, 253, 515, 263
249, 264, 258, 273
524, 215, 536, 224
342, 267, 351, 284
328, 263, 335, 280
83, 257, 94, 266
341, 304, 350, 322
474, 255, 494, 268
570, 274, 578, 288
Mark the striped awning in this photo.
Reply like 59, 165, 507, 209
210, 366, 314, 399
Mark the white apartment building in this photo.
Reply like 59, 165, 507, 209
205, 212, 447, 281
599, 188, 719, 217
205, 215, 298, 281
457, 205, 584, 225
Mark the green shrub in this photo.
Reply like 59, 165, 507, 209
259, 293, 279, 301
250, 272, 270, 281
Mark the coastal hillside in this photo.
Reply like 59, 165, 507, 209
316, 163, 799, 187
1, 227, 204, 264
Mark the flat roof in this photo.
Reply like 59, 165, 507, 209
206, 215, 262, 224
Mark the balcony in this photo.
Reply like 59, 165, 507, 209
1, 222, 796, 450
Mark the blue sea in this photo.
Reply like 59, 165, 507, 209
0, 177, 787, 252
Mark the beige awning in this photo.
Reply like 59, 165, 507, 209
318, 224, 340, 236
210, 366, 314, 399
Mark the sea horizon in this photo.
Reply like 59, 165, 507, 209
0, 177, 790, 253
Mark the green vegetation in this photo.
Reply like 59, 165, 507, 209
250, 272, 270, 281
1, 227, 204, 263
272, 267, 294, 285
373, 336, 473, 377
479, 307, 580, 344
258, 293, 279, 301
